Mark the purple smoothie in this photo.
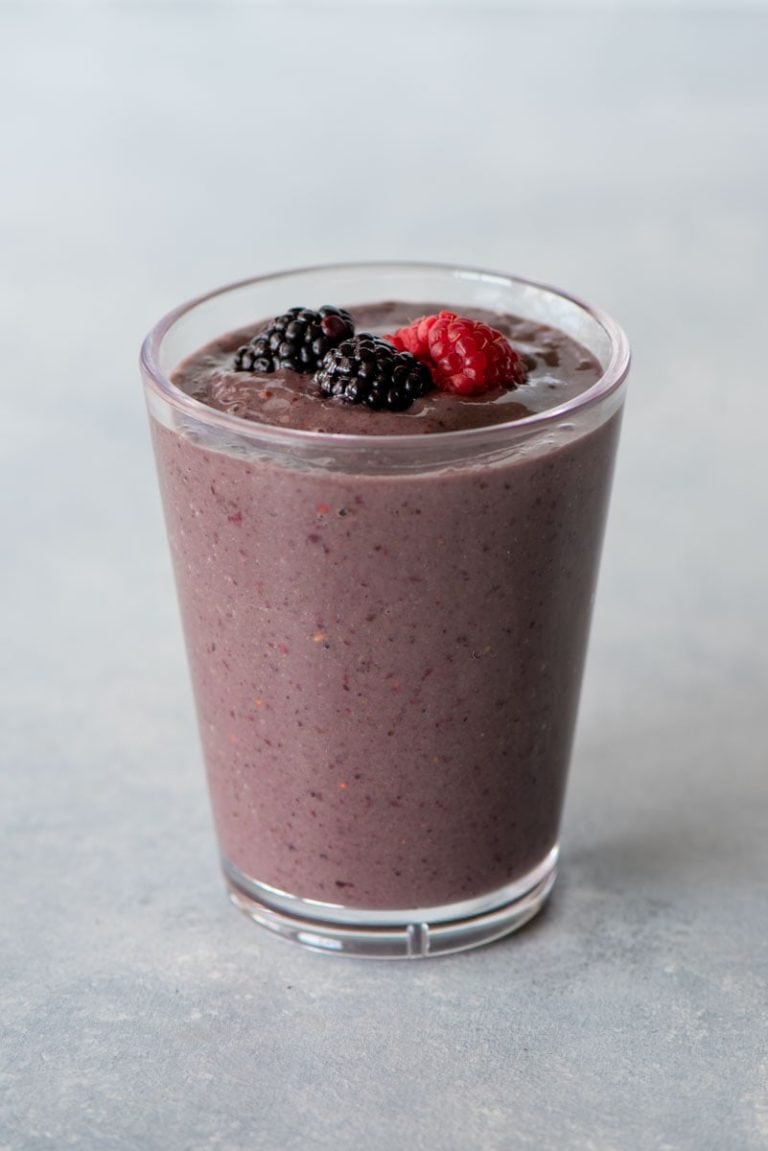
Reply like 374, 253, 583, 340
150, 301, 621, 912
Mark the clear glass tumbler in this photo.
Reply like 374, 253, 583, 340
141, 262, 629, 958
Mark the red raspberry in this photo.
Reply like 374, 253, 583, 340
387, 312, 443, 361
387, 311, 526, 396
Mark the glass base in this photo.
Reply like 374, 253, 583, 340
222, 846, 558, 959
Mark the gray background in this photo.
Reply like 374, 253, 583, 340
2, 2, 767, 1149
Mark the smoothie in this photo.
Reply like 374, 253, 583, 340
142, 266, 629, 956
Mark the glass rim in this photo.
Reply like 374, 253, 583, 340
140, 260, 631, 449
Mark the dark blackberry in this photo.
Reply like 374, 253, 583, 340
314, 335, 433, 412
233, 305, 354, 374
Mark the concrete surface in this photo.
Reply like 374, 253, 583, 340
1, 3, 767, 1149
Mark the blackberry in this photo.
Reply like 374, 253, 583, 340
314, 335, 433, 412
233, 305, 354, 374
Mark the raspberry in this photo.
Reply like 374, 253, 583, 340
386, 312, 441, 361
387, 311, 527, 396
234, 306, 354, 374
314, 335, 433, 412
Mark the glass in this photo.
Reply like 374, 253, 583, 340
141, 262, 630, 958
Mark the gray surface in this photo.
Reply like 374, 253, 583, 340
2, 4, 767, 1150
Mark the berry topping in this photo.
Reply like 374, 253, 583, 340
234, 306, 354, 374
387, 311, 527, 396
314, 335, 433, 412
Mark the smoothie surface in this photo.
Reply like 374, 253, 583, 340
171, 302, 602, 436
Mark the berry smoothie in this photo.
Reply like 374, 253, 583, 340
142, 266, 628, 956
